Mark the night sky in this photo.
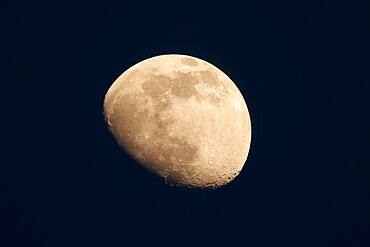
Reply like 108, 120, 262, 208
3, 0, 370, 246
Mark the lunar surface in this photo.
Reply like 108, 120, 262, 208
104, 54, 251, 188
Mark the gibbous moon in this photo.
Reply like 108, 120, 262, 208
104, 54, 252, 188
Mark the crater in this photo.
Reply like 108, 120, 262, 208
164, 136, 199, 184
180, 57, 199, 67
141, 132, 199, 182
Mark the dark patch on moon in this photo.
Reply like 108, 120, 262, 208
151, 113, 174, 137
171, 72, 200, 98
155, 96, 171, 112
141, 69, 224, 101
142, 74, 172, 97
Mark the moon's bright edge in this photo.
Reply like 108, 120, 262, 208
104, 54, 252, 188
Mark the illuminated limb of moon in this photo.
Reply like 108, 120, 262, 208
104, 54, 251, 188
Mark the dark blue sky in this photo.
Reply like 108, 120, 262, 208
3, 0, 370, 246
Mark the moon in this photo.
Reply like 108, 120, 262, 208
104, 54, 252, 188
